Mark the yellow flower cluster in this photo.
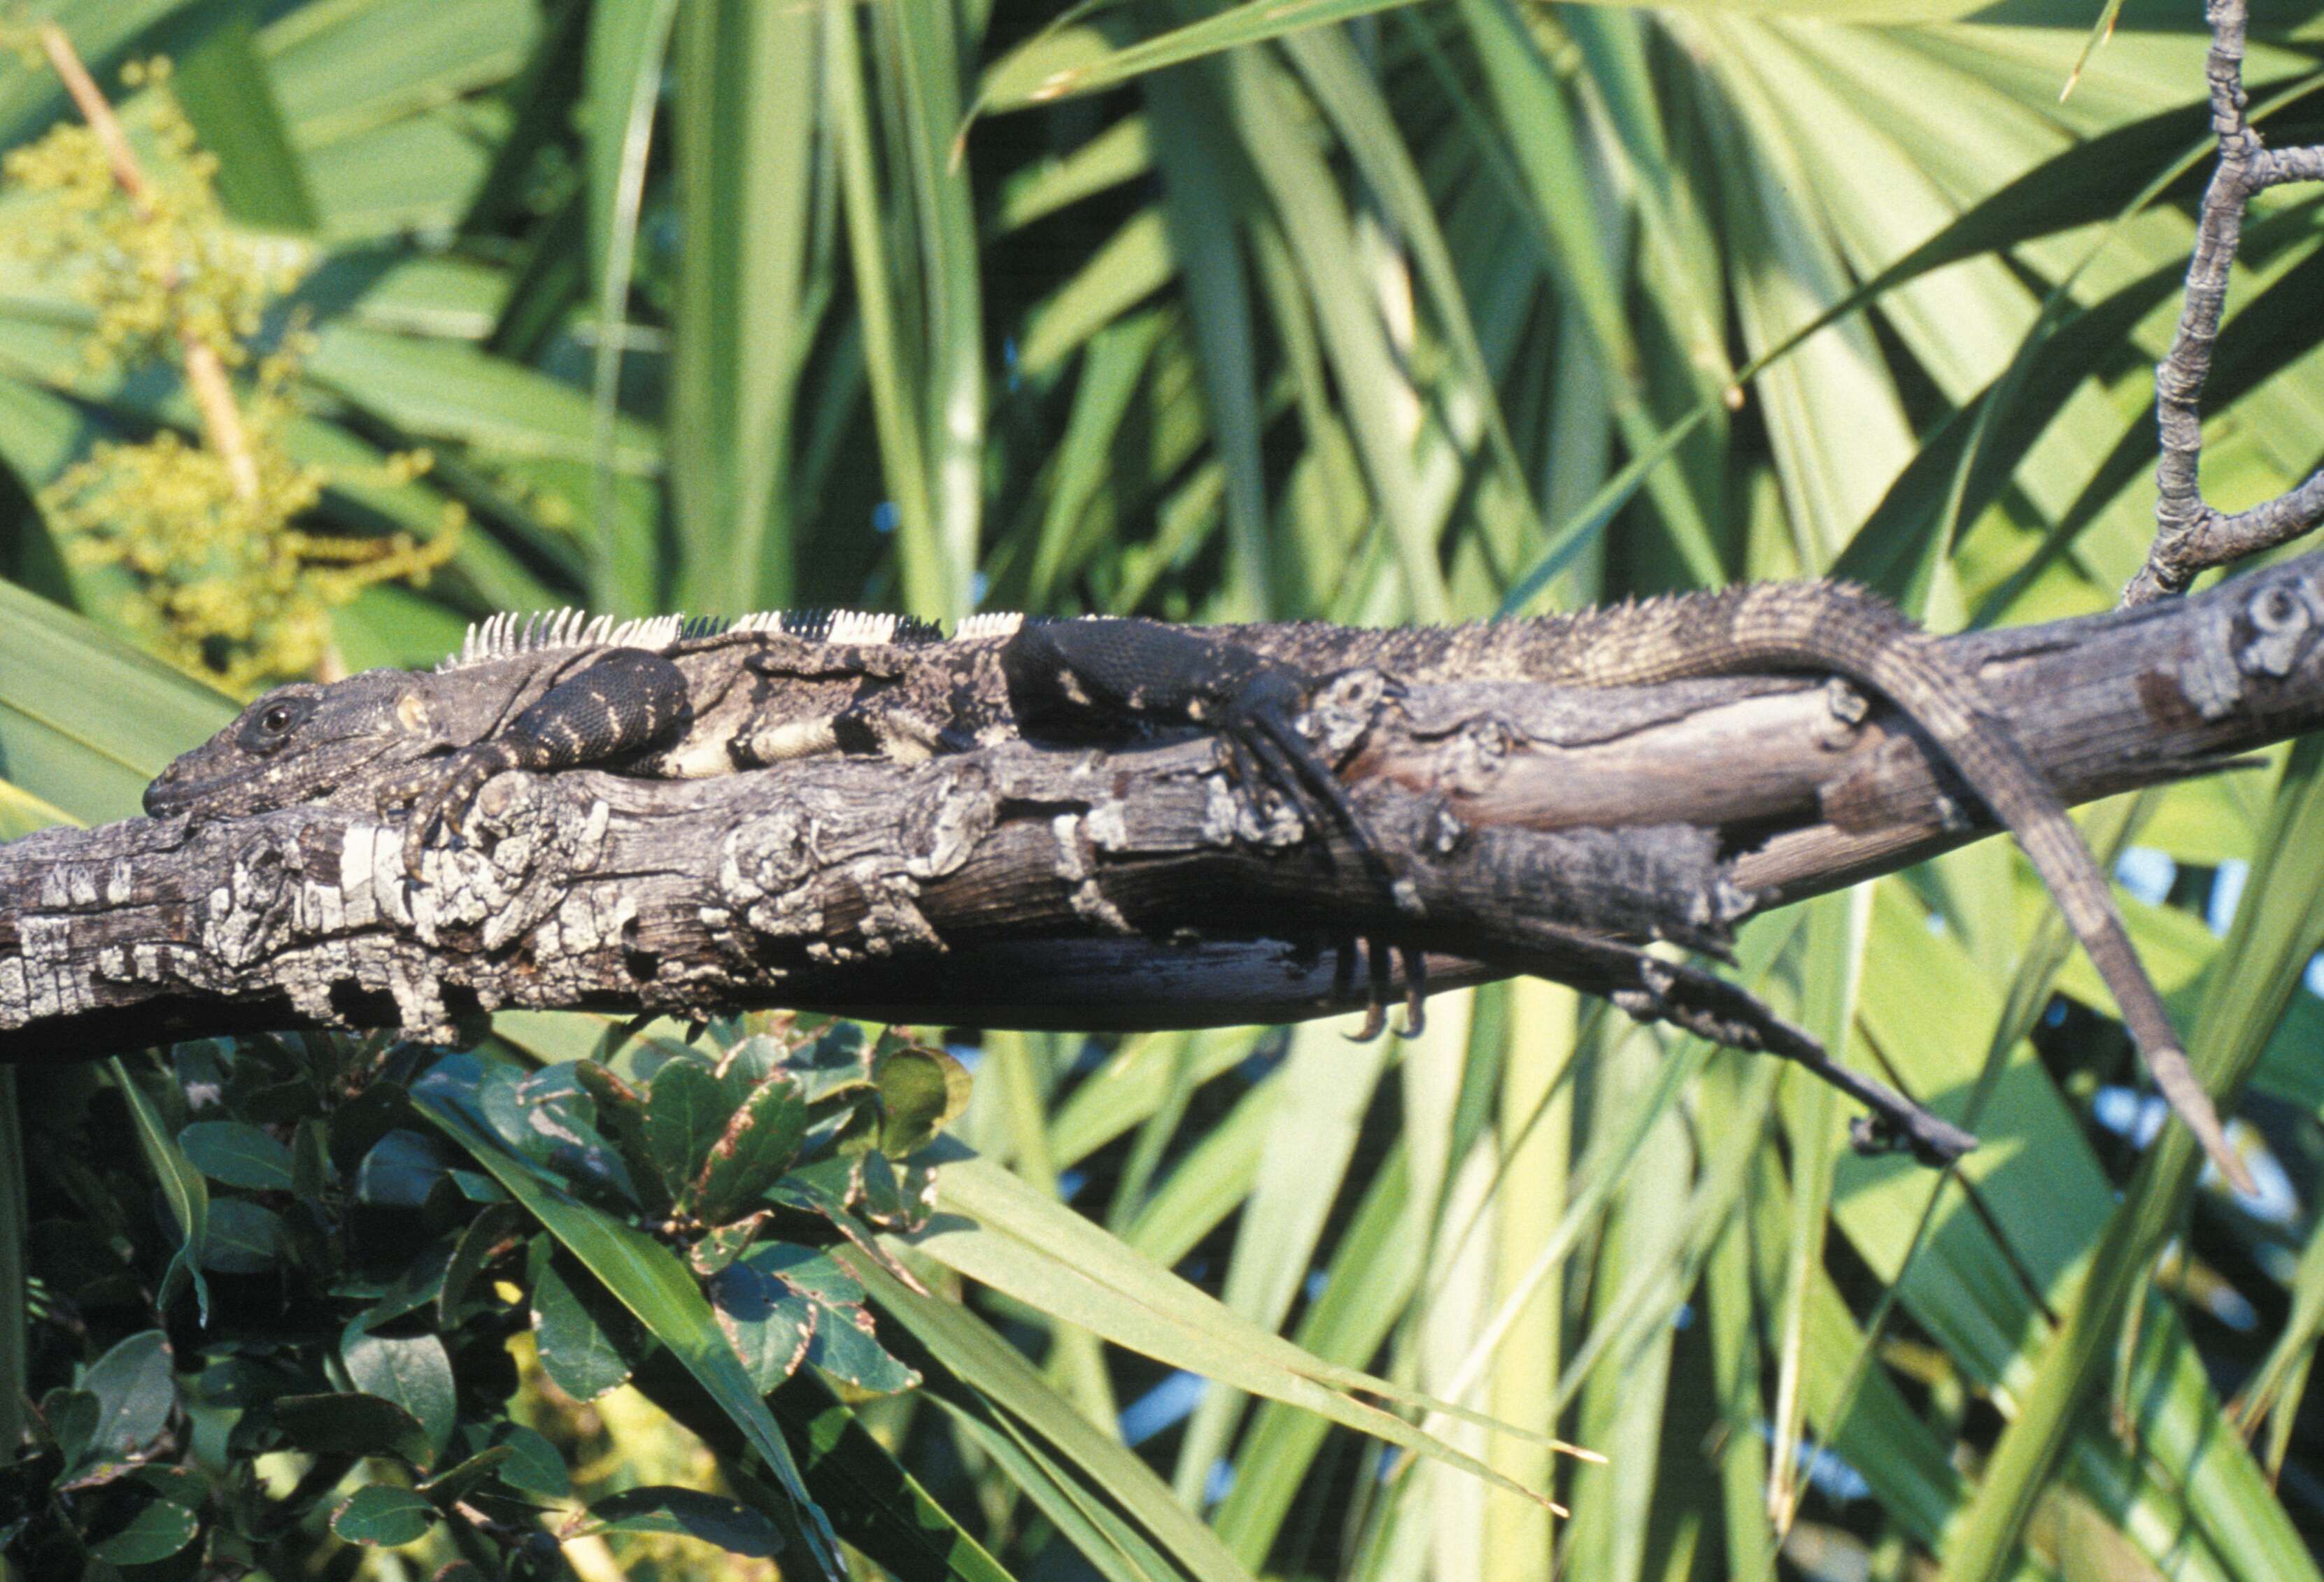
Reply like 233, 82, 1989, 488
4, 52, 463, 692
1, 59, 283, 374
42, 343, 460, 690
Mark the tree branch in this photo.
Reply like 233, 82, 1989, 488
2127, 0, 2324, 605
5, 550, 2324, 1078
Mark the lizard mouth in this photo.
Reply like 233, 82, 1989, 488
142, 769, 220, 819
140, 756, 304, 819
143, 736, 402, 819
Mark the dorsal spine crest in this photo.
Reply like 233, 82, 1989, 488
437, 607, 1006, 671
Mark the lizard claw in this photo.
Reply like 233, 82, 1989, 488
1345, 936, 1394, 1041
1342, 940, 1428, 1040
1399, 947, 1428, 1038
1218, 695, 1394, 891
385, 747, 506, 880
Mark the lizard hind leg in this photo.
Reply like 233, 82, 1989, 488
1494, 915, 1979, 1169
1226, 696, 1394, 885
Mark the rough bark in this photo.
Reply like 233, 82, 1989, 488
4, 550, 2324, 1061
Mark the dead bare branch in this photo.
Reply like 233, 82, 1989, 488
2129, 0, 2324, 605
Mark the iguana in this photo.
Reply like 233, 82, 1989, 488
141, 587, 2252, 1190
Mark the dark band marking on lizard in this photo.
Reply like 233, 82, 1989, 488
380, 648, 693, 877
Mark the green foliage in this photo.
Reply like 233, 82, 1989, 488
1, 1018, 968, 1577
1, 44, 460, 690
1, 0, 2323, 1578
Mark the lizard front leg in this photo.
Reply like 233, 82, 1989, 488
1002, 618, 1422, 1031
386, 648, 692, 877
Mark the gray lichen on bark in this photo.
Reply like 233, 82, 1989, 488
4, 550, 2324, 1062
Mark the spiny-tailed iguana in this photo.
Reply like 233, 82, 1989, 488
141, 587, 2250, 1190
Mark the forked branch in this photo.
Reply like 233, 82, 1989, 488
2128, 0, 2324, 604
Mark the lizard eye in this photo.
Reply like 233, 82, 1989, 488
238, 692, 316, 754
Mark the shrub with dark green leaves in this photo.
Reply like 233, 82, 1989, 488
1, 1016, 970, 1579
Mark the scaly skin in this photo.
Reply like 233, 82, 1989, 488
140, 620, 970, 825
1012, 587, 2251, 1192
139, 587, 2248, 1190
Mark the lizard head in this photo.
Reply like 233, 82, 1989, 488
143, 671, 448, 821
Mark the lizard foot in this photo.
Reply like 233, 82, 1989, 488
1002, 617, 1397, 885
380, 745, 516, 878
1344, 937, 1428, 1041
1212, 669, 1398, 896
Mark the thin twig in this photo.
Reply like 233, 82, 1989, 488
2127, 0, 2324, 605
36, 22, 260, 506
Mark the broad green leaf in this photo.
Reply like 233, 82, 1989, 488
751, 1242, 920, 1393
873, 1046, 970, 1160
44, 1387, 97, 1468
176, 1120, 294, 1191
198, 1199, 281, 1274
86, 1497, 201, 1565
587, 1485, 782, 1557
270, 1391, 434, 1466
330, 1484, 439, 1548
341, 1327, 456, 1458
414, 1055, 846, 1574
490, 1422, 569, 1499
356, 1129, 453, 1209
802, 1295, 917, 1395
692, 1074, 809, 1225
707, 1250, 818, 1394
647, 1058, 731, 1207
78, 1330, 173, 1460
528, 1239, 639, 1402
